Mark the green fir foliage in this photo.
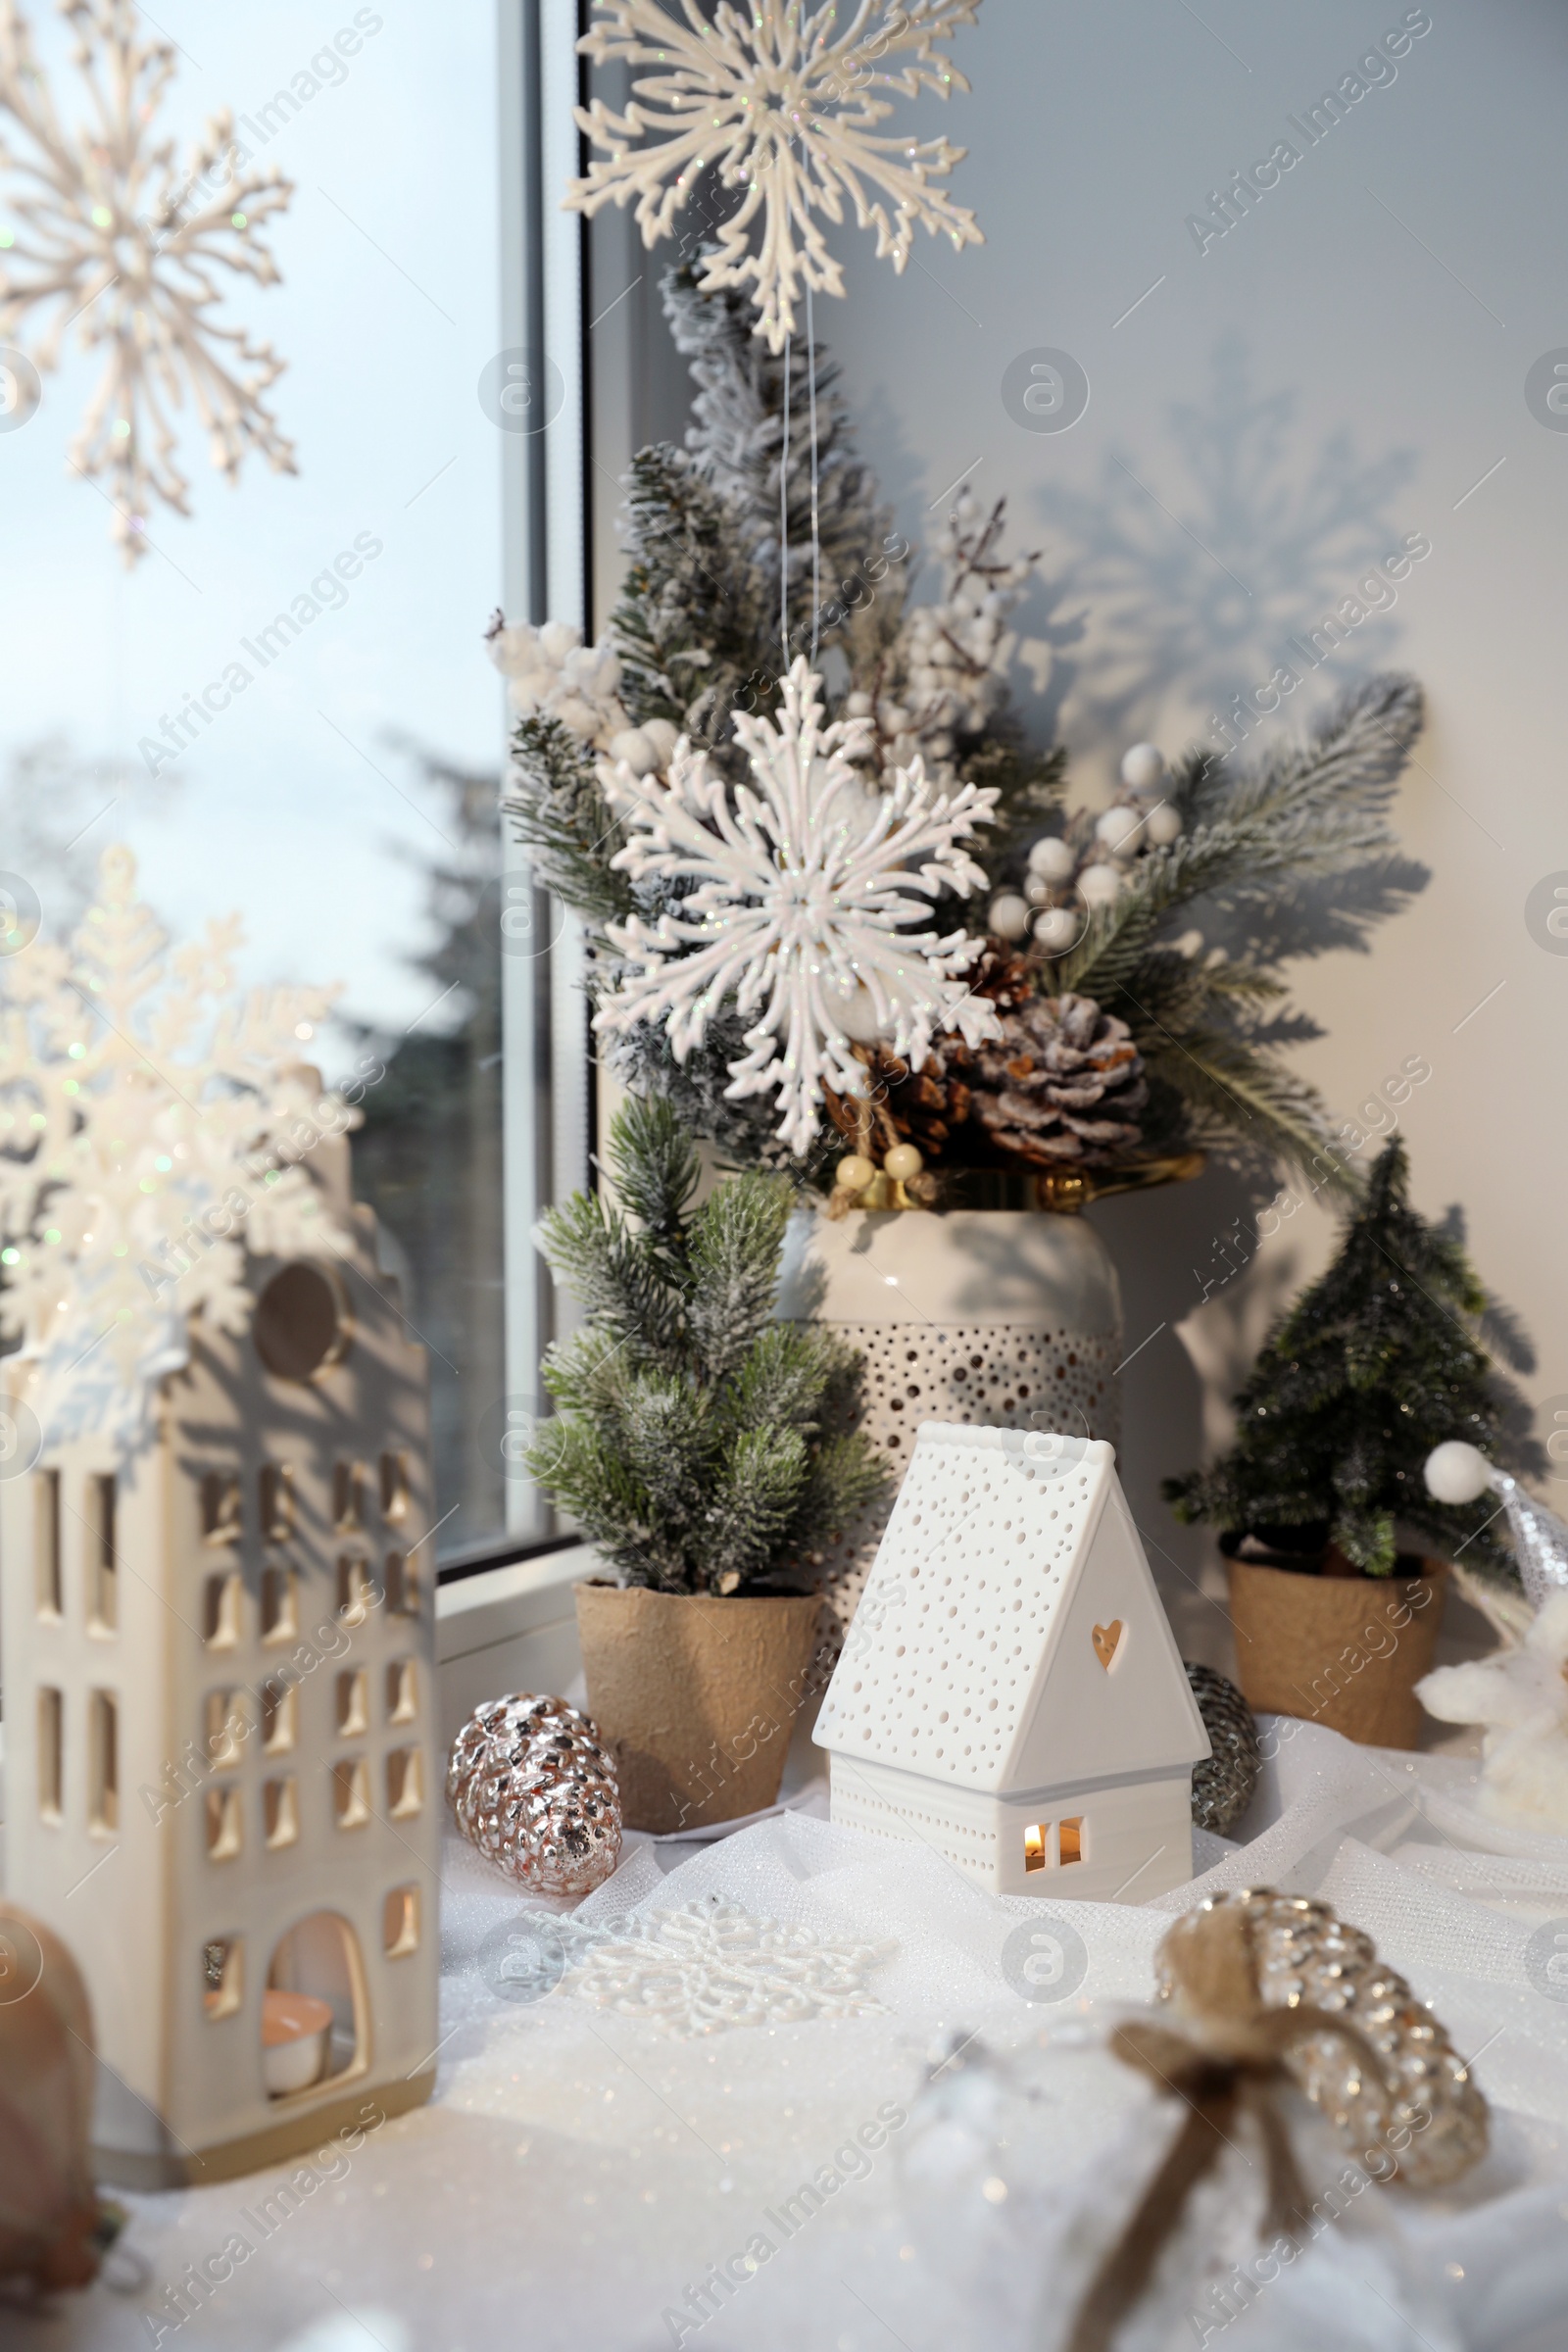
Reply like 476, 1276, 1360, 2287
1164, 1138, 1517, 1580
528, 1097, 887, 1594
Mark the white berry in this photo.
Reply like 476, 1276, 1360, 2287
1027, 836, 1076, 884
1095, 806, 1145, 858
1144, 801, 1182, 846
988, 893, 1032, 942
1121, 742, 1165, 792
835, 1154, 876, 1193
1076, 862, 1122, 908
884, 1143, 923, 1181
1033, 906, 1082, 955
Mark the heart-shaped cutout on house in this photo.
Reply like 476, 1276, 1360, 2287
1092, 1620, 1124, 1672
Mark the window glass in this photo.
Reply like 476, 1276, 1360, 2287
1, 3, 506, 1555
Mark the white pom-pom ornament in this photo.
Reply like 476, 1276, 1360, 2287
1144, 801, 1183, 846
1121, 743, 1165, 792
988, 893, 1032, 942
1424, 1443, 1494, 1506
1026, 836, 1077, 884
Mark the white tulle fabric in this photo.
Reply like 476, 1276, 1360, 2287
81, 1721, 1568, 2352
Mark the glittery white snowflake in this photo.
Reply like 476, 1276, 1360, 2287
0, 846, 353, 1431
0, 0, 294, 562
595, 658, 1001, 1155
561, 1896, 895, 2035
565, 0, 984, 353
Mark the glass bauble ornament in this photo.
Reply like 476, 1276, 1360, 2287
448, 1693, 622, 1895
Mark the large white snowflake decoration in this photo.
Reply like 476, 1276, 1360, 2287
0, 0, 295, 561
0, 846, 352, 1432
595, 657, 1001, 1154
565, 0, 985, 353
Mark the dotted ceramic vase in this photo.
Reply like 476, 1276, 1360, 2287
776, 1202, 1123, 1637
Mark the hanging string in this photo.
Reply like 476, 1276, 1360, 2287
779, 331, 791, 675
807, 280, 821, 669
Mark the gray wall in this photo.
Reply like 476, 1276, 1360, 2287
589, 0, 1567, 1664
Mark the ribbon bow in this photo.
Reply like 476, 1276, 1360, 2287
1066, 1897, 1405, 2352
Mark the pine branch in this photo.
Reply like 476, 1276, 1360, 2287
606, 1091, 701, 1247
685, 1174, 791, 1379
502, 716, 634, 928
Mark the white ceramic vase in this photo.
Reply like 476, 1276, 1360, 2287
776, 1203, 1123, 1632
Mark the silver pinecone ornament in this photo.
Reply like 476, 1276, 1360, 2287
1186, 1661, 1261, 1836
448, 1693, 622, 1896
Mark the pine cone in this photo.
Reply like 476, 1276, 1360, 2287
847, 985, 1148, 1171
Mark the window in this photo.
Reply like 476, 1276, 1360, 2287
264, 1779, 300, 1851
87, 1475, 117, 1633
34, 1471, 62, 1618
203, 1937, 244, 2022
205, 1787, 243, 1862
261, 1567, 298, 1644
385, 1746, 423, 1820
1024, 1818, 1087, 1871
384, 1549, 420, 1618
259, 1463, 295, 1543
386, 1660, 417, 1725
335, 1670, 368, 1740
203, 1572, 242, 1648
88, 1690, 119, 1833
1, 9, 524, 1565
332, 1758, 371, 1831
336, 1556, 372, 1628
261, 1679, 298, 1756
37, 1688, 64, 1824
379, 1451, 410, 1524
205, 1690, 246, 1770
201, 1472, 243, 1545
383, 1886, 420, 1959
332, 1461, 366, 1535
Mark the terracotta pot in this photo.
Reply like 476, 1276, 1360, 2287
574, 1583, 824, 1833
1226, 1557, 1447, 1749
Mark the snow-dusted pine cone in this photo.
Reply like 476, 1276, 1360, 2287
853, 987, 1147, 1171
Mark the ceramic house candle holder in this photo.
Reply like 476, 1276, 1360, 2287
0, 1130, 440, 2187
813, 1425, 1209, 1900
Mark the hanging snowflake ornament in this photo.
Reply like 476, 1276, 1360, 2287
0, 0, 295, 561
595, 658, 1001, 1155
0, 845, 352, 1440
565, 0, 985, 353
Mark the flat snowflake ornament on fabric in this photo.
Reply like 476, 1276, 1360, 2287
595, 658, 1001, 1154
565, 0, 985, 353
0, 846, 352, 1439
0, 0, 294, 561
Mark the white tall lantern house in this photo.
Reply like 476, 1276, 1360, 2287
0, 850, 440, 2185
814, 1425, 1208, 1900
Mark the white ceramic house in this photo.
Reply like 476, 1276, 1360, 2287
0, 1134, 440, 2186
813, 1424, 1209, 1900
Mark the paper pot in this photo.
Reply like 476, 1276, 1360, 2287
574, 1583, 823, 1832
1226, 1557, 1447, 1748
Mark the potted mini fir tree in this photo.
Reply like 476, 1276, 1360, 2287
1164, 1139, 1520, 1746
529, 1097, 887, 1831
